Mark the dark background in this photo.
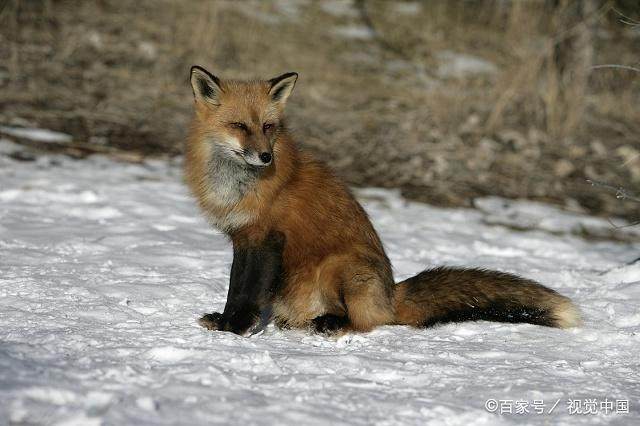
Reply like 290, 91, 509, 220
1, 0, 638, 219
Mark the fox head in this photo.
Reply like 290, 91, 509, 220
189, 66, 297, 168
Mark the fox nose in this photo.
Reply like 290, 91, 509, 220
259, 152, 272, 164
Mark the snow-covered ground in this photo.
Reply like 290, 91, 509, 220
1, 139, 639, 425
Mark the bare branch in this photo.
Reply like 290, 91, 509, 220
353, 0, 434, 85
612, 7, 640, 27
587, 179, 640, 203
606, 217, 640, 230
591, 64, 640, 73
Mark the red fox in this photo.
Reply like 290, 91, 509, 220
185, 65, 581, 335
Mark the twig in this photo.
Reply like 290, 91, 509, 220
587, 180, 640, 233
354, 0, 411, 62
591, 64, 640, 73
606, 217, 640, 230
612, 7, 640, 27
590, 9, 640, 74
550, 1, 613, 47
353, 0, 433, 85
627, 256, 640, 265
587, 179, 640, 203
1, 133, 147, 163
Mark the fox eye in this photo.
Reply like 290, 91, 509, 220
263, 122, 275, 133
230, 122, 248, 131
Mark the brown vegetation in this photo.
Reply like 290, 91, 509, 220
0, 0, 638, 219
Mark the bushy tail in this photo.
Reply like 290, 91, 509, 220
393, 267, 581, 329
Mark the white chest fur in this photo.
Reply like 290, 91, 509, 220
203, 147, 260, 232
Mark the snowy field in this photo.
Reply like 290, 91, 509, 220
1, 139, 639, 425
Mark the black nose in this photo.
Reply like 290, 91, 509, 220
259, 152, 272, 164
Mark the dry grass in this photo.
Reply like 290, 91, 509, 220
0, 0, 639, 219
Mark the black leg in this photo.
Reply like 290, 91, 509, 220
199, 231, 285, 335
220, 303, 261, 334
198, 307, 261, 334
312, 314, 349, 335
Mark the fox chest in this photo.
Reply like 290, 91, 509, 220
205, 156, 259, 231
207, 156, 258, 206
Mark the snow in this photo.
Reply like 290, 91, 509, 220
391, 2, 422, 16
0, 126, 73, 143
436, 51, 498, 79
320, 0, 358, 18
1, 143, 639, 425
475, 196, 640, 241
332, 25, 375, 40
226, 0, 310, 25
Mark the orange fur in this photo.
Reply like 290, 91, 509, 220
185, 68, 581, 333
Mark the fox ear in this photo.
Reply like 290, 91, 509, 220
268, 72, 298, 105
190, 65, 222, 106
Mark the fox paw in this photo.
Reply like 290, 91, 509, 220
312, 314, 348, 335
198, 312, 224, 330
198, 309, 259, 336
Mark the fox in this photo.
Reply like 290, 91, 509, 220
185, 65, 582, 336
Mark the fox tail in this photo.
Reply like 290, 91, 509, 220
393, 267, 581, 329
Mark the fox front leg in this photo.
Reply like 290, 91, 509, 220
199, 231, 285, 335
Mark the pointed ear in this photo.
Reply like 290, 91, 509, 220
268, 72, 298, 105
190, 65, 223, 106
